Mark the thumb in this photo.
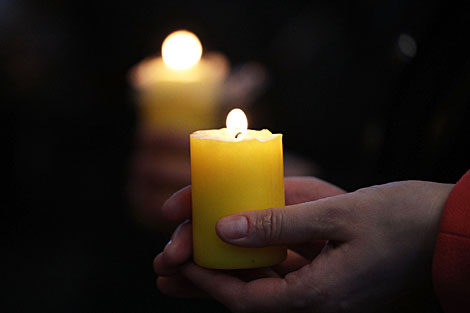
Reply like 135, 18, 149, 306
215, 194, 354, 247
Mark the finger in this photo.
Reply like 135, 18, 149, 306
182, 262, 306, 313
163, 220, 193, 265
285, 176, 345, 205
154, 221, 193, 275
216, 194, 355, 247
161, 186, 192, 222
272, 249, 310, 276
154, 252, 179, 276
157, 275, 208, 298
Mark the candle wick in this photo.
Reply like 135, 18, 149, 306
235, 132, 242, 138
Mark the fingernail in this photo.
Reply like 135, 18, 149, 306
165, 220, 187, 248
217, 216, 248, 239
164, 237, 174, 254
168, 226, 181, 244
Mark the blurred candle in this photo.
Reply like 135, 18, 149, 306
130, 30, 229, 133
190, 108, 286, 269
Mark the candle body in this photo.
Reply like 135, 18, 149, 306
137, 71, 220, 133
132, 53, 228, 134
190, 129, 286, 269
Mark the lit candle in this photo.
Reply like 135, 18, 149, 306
190, 108, 286, 269
130, 30, 229, 133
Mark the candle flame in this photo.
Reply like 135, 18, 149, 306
226, 108, 248, 135
162, 30, 202, 70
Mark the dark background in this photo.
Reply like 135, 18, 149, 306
2, 0, 469, 312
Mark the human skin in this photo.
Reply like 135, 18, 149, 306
129, 127, 190, 231
154, 177, 453, 313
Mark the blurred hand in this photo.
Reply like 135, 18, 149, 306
155, 178, 453, 313
129, 127, 190, 232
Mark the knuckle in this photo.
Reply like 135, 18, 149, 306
255, 208, 283, 242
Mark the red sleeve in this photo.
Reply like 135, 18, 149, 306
433, 170, 470, 313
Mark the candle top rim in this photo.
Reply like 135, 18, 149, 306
191, 128, 282, 142
130, 53, 229, 89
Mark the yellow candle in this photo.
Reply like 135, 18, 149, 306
130, 30, 228, 134
190, 109, 286, 269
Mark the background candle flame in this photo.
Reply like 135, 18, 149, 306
226, 108, 248, 131
161, 30, 202, 70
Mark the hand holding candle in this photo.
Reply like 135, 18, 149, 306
154, 176, 345, 298
155, 178, 453, 312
